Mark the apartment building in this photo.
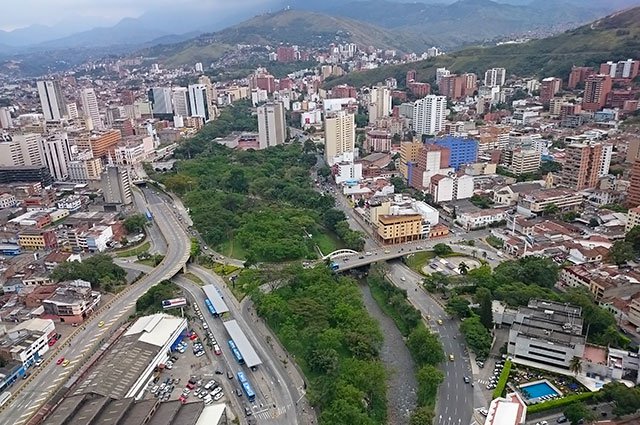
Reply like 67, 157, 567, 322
501, 149, 541, 176
375, 214, 424, 245
626, 206, 640, 232
517, 188, 583, 216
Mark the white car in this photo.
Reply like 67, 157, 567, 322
195, 350, 205, 357
213, 391, 224, 401
211, 386, 223, 396
204, 380, 216, 390
204, 395, 213, 405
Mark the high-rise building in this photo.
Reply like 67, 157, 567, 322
399, 141, 423, 180
435, 67, 450, 85
461, 73, 477, 97
599, 144, 613, 178
80, 88, 103, 130
171, 87, 191, 117
276, 46, 297, 62
628, 160, 640, 208
74, 130, 122, 159
149, 87, 173, 117
368, 86, 392, 123
540, 77, 562, 104
484, 68, 506, 87
0, 134, 44, 167
600, 59, 640, 80
257, 102, 286, 150
413, 95, 446, 137
406, 70, 417, 83
501, 149, 541, 175
101, 166, 132, 205
324, 111, 355, 164
582, 74, 612, 112
197, 75, 217, 108
0, 107, 11, 128
567, 66, 594, 89
66, 103, 79, 120
409, 144, 451, 189
438, 75, 464, 100
42, 132, 72, 181
37, 80, 66, 121
561, 143, 603, 190
428, 136, 478, 170
188, 84, 209, 121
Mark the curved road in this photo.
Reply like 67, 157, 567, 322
0, 191, 191, 425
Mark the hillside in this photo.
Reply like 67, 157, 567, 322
325, 6, 640, 88
212, 9, 423, 51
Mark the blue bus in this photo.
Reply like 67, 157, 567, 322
204, 299, 217, 316
237, 371, 256, 402
145, 209, 153, 221
229, 340, 245, 364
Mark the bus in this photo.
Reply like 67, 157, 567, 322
204, 299, 217, 316
237, 372, 256, 402
145, 209, 153, 221
0, 391, 11, 407
229, 340, 245, 364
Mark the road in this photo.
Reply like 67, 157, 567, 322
1, 188, 191, 425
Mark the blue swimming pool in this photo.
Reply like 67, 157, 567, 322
520, 381, 560, 399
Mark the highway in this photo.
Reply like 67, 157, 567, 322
0, 188, 191, 425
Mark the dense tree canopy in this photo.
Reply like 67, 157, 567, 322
123, 214, 147, 233
51, 254, 126, 290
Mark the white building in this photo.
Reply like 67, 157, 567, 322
57, 195, 82, 212
0, 133, 44, 167
80, 87, 103, 130
251, 89, 268, 106
42, 132, 72, 181
114, 136, 155, 165
0, 107, 12, 128
300, 110, 322, 129
0, 193, 17, 209
430, 173, 474, 203
101, 165, 132, 205
599, 143, 613, 177
484, 68, 506, 87
37, 80, 65, 121
171, 87, 190, 117
368, 86, 391, 124
325, 110, 355, 165
411, 200, 440, 226
66, 103, 79, 120
413, 95, 446, 137
188, 84, 209, 121
1, 319, 55, 367
335, 160, 363, 184
257, 102, 286, 150
457, 208, 507, 230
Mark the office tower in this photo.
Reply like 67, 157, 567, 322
0, 133, 44, 167
42, 132, 72, 181
198, 75, 217, 107
195, 62, 204, 72
80, 88, 103, 130
101, 166, 132, 205
172, 87, 190, 117
324, 111, 355, 164
413, 95, 446, 137
0, 107, 11, 128
0, 166, 52, 186
582, 74, 613, 111
561, 143, 603, 190
628, 160, 640, 208
484, 68, 506, 87
428, 136, 478, 170
540, 77, 562, 104
599, 144, 613, 177
188, 84, 209, 121
149, 87, 173, 116
368, 86, 391, 123
257, 102, 286, 149
435, 67, 450, 85
37, 80, 66, 121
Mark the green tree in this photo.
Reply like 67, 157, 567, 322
123, 214, 147, 233
458, 261, 470, 275
409, 406, 435, 425
51, 254, 126, 290
433, 243, 453, 256
460, 315, 492, 359
476, 287, 493, 330
323, 209, 347, 232
416, 365, 444, 405
407, 325, 445, 366
569, 356, 582, 376
446, 296, 471, 318
608, 240, 635, 265
543, 203, 559, 216
625, 225, 640, 253
563, 402, 594, 425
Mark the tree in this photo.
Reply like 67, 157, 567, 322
608, 240, 635, 265
407, 325, 444, 366
433, 243, 453, 256
543, 203, 559, 216
458, 261, 470, 275
322, 209, 347, 232
417, 365, 444, 405
563, 402, 594, 425
460, 315, 492, 359
123, 214, 147, 233
588, 218, 600, 228
446, 296, 471, 318
409, 406, 435, 425
476, 287, 493, 330
569, 356, 582, 376
625, 225, 640, 254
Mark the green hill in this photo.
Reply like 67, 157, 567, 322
325, 6, 640, 88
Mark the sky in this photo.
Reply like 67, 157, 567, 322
0, 0, 269, 31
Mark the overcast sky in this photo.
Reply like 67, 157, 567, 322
0, 0, 269, 31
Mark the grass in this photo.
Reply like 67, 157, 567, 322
217, 238, 247, 260
492, 359, 512, 399
527, 392, 595, 414
136, 258, 158, 267
115, 241, 150, 258
312, 230, 345, 257
182, 272, 204, 286
405, 251, 436, 274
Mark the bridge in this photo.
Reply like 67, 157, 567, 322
321, 249, 359, 260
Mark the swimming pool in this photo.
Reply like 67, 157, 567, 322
520, 380, 561, 400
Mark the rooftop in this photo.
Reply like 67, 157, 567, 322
223, 319, 262, 368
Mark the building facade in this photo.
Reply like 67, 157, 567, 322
324, 111, 355, 165
257, 102, 286, 150
413, 95, 446, 137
